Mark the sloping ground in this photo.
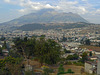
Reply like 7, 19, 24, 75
23, 60, 89, 75
64, 65, 85, 75
79, 45, 100, 52
23, 59, 41, 69
50, 65, 85, 75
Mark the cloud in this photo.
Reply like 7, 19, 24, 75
58, 0, 88, 14
95, 9, 100, 14
3, 0, 60, 14
81, 0, 87, 1
3, 0, 96, 15
18, 0, 60, 14
18, 9, 25, 12
3, 0, 100, 17
4, 0, 10, 3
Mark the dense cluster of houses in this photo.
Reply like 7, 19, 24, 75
60, 42, 100, 75
85, 55, 100, 75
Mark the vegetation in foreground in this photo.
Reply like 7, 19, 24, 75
0, 37, 62, 75
0, 37, 93, 75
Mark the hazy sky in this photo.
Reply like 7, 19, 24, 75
0, 0, 100, 23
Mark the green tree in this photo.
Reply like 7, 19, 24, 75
58, 64, 64, 73
0, 37, 5, 41
64, 49, 71, 53
0, 47, 3, 56
57, 65, 74, 75
25, 70, 34, 75
14, 37, 61, 65
67, 69, 74, 74
40, 35, 45, 38
85, 39, 90, 45
24, 37, 28, 42
13, 38, 36, 66
14, 38, 36, 59
0, 56, 23, 75
89, 52, 92, 56
62, 37, 67, 42
80, 52, 88, 63
35, 38, 61, 65
99, 42, 100, 47
42, 68, 54, 75
66, 54, 79, 60
2, 41, 7, 49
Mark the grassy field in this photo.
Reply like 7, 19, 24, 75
23, 59, 96, 75
50, 65, 86, 75
50, 65, 96, 75
79, 45, 100, 52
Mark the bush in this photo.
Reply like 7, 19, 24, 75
66, 61, 73, 65
42, 68, 54, 75
73, 62, 84, 66
25, 70, 34, 75
66, 54, 79, 60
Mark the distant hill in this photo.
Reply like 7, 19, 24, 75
18, 22, 91, 31
0, 9, 88, 26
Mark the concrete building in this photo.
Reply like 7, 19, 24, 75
97, 55, 100, 75
85, 61, 97, 74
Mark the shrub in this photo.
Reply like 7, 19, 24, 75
42, 68, 54, 75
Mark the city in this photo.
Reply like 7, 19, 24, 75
0, 0, 100, 75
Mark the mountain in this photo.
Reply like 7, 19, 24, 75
0, 9, 88, 26
18, 22, 91, 31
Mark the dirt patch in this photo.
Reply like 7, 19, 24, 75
23, 60, 88, 75
50, 65, 86, 75
79, 45, 100, 52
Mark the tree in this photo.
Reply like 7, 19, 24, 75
85, 39, 90, 45
67, 69, 74, 74
64, 49, 71, 53
62, 37, 67, 42
57, 64, 74, 75
58, 64, 64, 73
14, 37, 61, 65
24, 37, 28, 42
0, 47, 3, 56
14, 38, 36, 58
42, 68, 54, 75
34, 38, 61, 65
66, 54, 79, 60
0, 56, 23, 75
81, 52, 88, 63
13, 38, 36, 66
89, 52, 92, 56
73, 54, 79, 60
25, 70, 34, 75
99, 42, 100, 47
0, 37, 5, 41
40, 35, 45, 38
2, 41, 7, 49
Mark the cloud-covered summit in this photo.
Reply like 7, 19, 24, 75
3, 0, 100, 15
1, 0, 100, 23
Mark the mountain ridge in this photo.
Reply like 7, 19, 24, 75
18, 22, 91, 31
0, 9, 88, 26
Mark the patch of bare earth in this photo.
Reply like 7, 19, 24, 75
79, 45, 100, 52
23, 60, 88, 75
